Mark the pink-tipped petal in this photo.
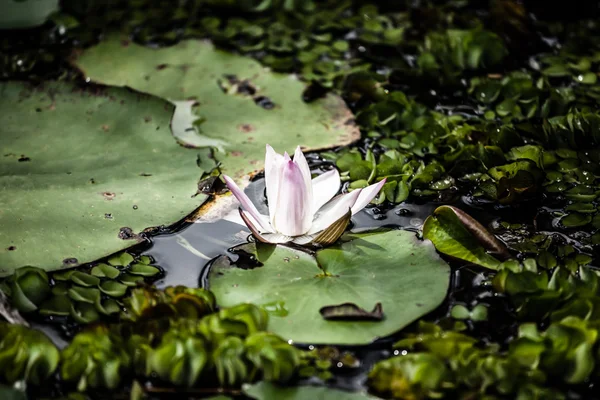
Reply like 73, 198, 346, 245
308, 189, 361, 235
311, 169, 341, 211
350, 178, 386, 215
265, 145, 285, 225
293, 146, 312, 187
272, 160, 312, 236
293, 146, 313, 220
223, 175, 271, 232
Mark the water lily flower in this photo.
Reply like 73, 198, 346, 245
223, 145, 386, 246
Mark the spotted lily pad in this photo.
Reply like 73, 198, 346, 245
208, 230, 450, 345
72, 35, 360, 210
0, 82, 208, 276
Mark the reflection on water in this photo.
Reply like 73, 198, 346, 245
148, 217, 250, 288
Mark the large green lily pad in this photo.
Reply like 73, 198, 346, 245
0, 81, 207, 275
243, 382, 379, 400
208, 230, 450, 345
73, 35, 359, 185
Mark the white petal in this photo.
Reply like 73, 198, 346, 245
293, 147, 312, 188
293, 146, 314, 221
308, 189, 361, 235
272, 160, 312, 236
292, 234, 316, 245
223, 175, 271, 232
264, 145, 285, 226
351, 178, 387, 215
311, 169, 341, 211
260, 232, 294, 244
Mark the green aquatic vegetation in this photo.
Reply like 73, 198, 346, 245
367, 320, 581, 399
418, 28, 508, 81
2, 267, 51, 313
298, 346, 360, 382
1, 253, 163, 325
61, 325, 131, 391
121, 285, 216, 322
493, 259, 600, 323
0, 323, 60, 385
0, 287, 303, 392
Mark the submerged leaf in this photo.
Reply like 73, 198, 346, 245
423, 206, 505, 270
319, 302, 384, 321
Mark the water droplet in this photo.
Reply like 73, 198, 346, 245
410, 218, 423, 227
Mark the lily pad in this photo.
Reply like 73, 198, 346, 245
72, 35, 360, 190
243, 382, 378, 400
0, 81, 208, 276
208, 230, 450, 345
0, 0, 59, 29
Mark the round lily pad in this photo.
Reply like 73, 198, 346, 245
208, 230, 451, 345
0, 81, 208, 276
243, 382, 378, 400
